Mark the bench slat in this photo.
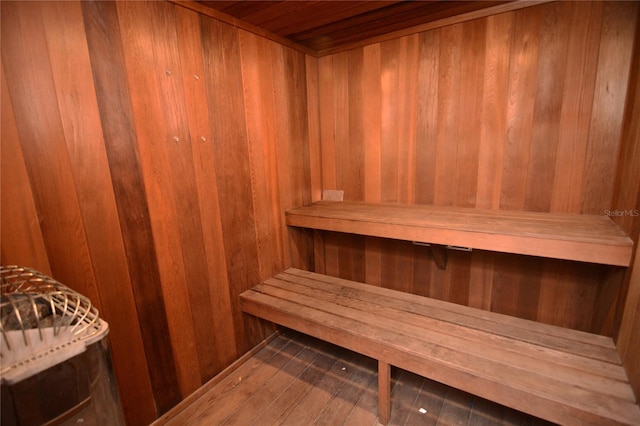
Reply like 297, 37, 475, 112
240, 269, 640, 425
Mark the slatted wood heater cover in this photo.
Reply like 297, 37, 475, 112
0, 266, 125, 426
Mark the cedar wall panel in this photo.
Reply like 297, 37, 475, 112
315, 1, 639, 334
615, 4, 640, 400
1, 1, 313, 424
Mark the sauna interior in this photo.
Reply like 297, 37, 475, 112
2, 0, 640, 424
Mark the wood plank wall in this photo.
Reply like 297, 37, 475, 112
615, 5, 640, 401
1, 1, 313, 424
2, 0, 640, 422
314, 1, 639, 335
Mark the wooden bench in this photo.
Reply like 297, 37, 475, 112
240, 268, 640, 425
285, 201, 634, 267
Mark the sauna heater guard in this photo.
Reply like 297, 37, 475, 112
1, 266, 125, 425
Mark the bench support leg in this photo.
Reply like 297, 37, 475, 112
378, 360, 390, 425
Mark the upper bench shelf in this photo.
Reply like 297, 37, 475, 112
285, 201, 634, 267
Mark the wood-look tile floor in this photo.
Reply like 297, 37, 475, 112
162, 330, 554, 426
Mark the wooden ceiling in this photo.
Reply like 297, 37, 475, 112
196, 1, 511, 54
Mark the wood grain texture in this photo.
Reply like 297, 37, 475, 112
1, 0, 101, 314
196, 0, 521, 55
200, 17, 260, 358
614, 4, 640, 401
0, 70, 51, 274
287, 201, 634, 266
582, 1, 637, 215
1, 0, 314, 422
550, 1, 602, 213
160, 330, 552, 426
82, 0, 181, 418
2, 0, 639, 422
43, 3, 158, 424
117, 0, 206, 399
314, 1, 639, 333
240, 269, 640, 425
305, 54, 323, 202
270, 42, 314, 271
175, 3, 237, 376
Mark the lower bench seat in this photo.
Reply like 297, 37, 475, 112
240, 268, 640, 425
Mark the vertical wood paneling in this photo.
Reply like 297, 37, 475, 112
414, 31, 439, 206
117, 0, 201, 399
581, 1, 638, 336
319, 55, 337, 191
271, 44, 314, 271
413, 32, 440, 296
1, 0, 101, 311
152, 0, 222, 387
582, 2, 637, 215
240, 30, 281, 281
550, 1, 602, 213
476, 12, 511, 211
332, 49, 366, 282
317, 52, 357, 281
2, 0, 638, 422
434, 24, 463, 207
0, 71, 51, 274
362, 44, 382, 205
613, 3, 640, 400
379, 35, 421, 293
395, 35, 420, 205
306, 54, 323, 203
237, 31, 305, 344
347, 50, 365, 201
175, 4, 236, 375
455, 19, 484, 209
469, 10, 512, 308
315, 1, 638, 332
500, 7, 541, 211
1, 0, 314, 423
363, 43, 383, 286
152, 5, 214, 375
200, 16, 267, 356
41, 3, 158, 424
81, 0, 181, 418
333, 52, 352, 196
525, 1, 568, 212
379, 41, 400, 204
